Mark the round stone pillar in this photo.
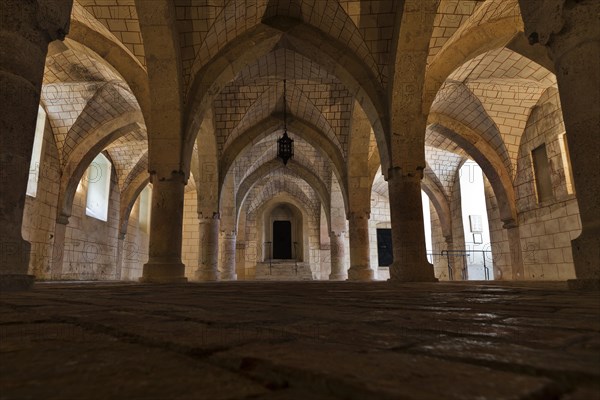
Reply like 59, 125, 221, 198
347, 211, 374, 281
114, 232, 125, 280
50, 215, 69, 280
558, 40, 600, 289
387, 167, 436, 282
503, 219, 524, 281
519, 0, 600, 289
141, 172, 187, 283
329, 231, 347, 280
0, 0, 72, 291
195, 214, 220, 281
219, 232, 237, 281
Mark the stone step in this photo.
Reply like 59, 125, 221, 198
255, 262, 313, 281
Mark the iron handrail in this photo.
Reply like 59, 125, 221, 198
440, 250, 492, 281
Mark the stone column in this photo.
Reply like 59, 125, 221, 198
195, 213, 219, 281
50, 215, 69, 280
0, 0, 72, 290
503, 219, 523, 281
114, 232, 125, 280
219, 231, 237, 280
442, 235, 454, 281
329, 231, 347, 280
387, 167, 436, 282
347, 211, 374, 280
519, 0, 600, 289
141, 172, 187, 283
236, 242, 246, 280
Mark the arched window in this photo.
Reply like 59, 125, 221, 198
26, 105, 46, 197
421, 190, 433, 263
85, 153, 112, 221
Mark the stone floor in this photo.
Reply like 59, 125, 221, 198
1, 281, 599, 400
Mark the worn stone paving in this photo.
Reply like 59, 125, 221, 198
1, 281, 599, 400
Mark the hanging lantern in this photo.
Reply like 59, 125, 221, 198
277, 79, 293, 165
277, 131, 294, 165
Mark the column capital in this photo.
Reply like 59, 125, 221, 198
35, 0, 73, 42
56, 213, 70, 225
329, 231, 346, 239
198, 211, 220, 220
148, 170, 188, 184
443, 235, 453, 245
502, 218, 519, 229
520, 0, 600, 59
347, 210, 370, 221
0, 0, 72, 44
387, 166, 424, 181
220, 230, 236, 239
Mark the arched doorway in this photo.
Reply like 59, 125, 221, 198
273, 220, 292, 259
264, 203, 304, 261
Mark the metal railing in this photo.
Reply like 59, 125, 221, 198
439, 250, 492, 281
264, 241, 298, 276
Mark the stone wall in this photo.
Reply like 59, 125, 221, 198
515, 89, 578, 280
21, 118, 152, 282
22, 117, 59, 279
61, 162, 120, 280
121, 196, 149, 281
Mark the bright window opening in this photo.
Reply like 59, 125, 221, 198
422, 191, 433, 263
26, 105, 46, 197
85, 153, 112, 221
559, 133, 575, 195
139, 185, 152, 233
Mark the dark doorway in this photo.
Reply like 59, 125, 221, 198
273, 221, 292, 259
377, 228, 393, 266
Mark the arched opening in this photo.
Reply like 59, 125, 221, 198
422, 190, 434, 263
458, 160, 494, 280
264, 203, 303, 262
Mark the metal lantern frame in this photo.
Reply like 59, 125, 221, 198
277, 79, 294, 165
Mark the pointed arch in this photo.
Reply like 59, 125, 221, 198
219, 115, 348, 212
57, 111, 144, 220
184, 21, 389, 176
428, 112, 517, 224
236, 158, 332, 232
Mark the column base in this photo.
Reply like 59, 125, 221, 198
347, 267, 374, 281
140, 262, 187, 283
389, 262, 438, 282
568, 279, 600, 291
0, 274, 35, 291
571, 230, 600, 282
219, 272, 237, 281
194, 268, 219, 282
329, 273, 348, 281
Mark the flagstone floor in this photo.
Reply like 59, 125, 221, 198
1, 281, 599, 399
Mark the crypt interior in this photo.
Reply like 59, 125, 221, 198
1, 0, 599, 399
